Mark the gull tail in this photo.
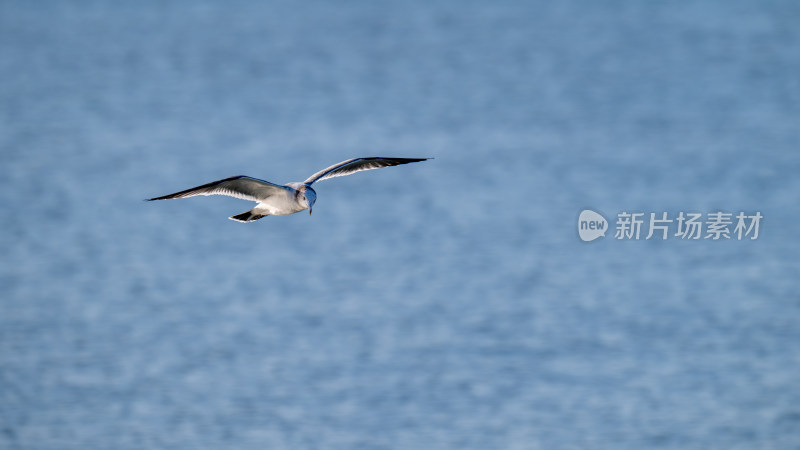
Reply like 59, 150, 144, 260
229, 210, 268, 223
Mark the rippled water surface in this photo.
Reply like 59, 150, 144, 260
2, 1, 799, 448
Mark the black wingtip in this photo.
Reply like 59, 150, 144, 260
143, 175, 251, 203
380, 157, 431, 163
405, 157, 432, 162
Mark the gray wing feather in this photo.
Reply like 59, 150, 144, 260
147, 176, 286, 202
303, 157, 429, 185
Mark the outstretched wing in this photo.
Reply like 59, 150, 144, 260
303, 157, 429, 186
146, 176, 287, 202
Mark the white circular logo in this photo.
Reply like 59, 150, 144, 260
578, 209, 607, 242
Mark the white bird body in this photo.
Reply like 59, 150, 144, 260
247, 182, 309, 217
147, 157, 429, 222
257, 182, 310, 215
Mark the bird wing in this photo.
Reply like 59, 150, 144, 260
147, 176, 288, 202
303, 157, 429, 186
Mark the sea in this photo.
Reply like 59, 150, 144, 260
1, 1, 799, 448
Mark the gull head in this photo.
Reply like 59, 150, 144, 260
302, 186, 317, 215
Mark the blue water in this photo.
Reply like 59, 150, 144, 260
2, 1, 800, 448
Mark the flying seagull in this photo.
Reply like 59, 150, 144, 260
146, 157, 429, 222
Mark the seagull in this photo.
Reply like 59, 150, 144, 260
146, 157, 430, 222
